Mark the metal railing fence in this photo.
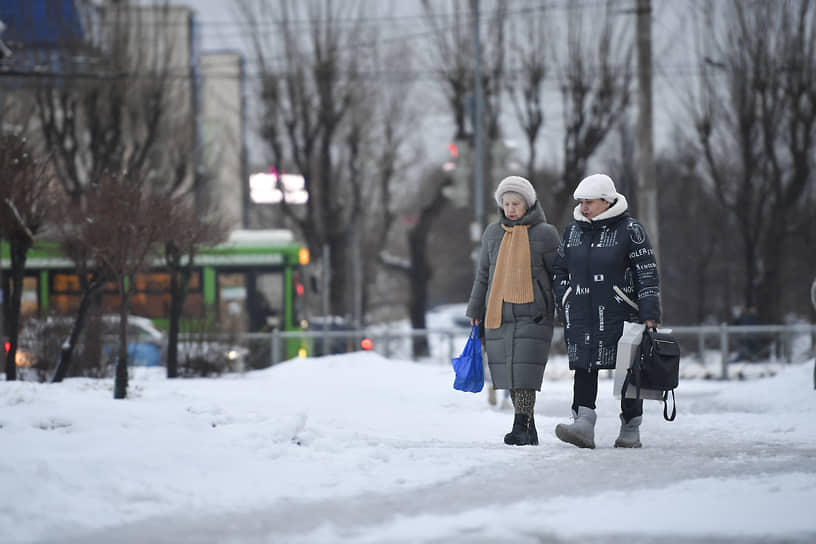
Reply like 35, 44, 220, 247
256, 323, 816, 379
179, 324, 815, 380
668, 323, 816, 379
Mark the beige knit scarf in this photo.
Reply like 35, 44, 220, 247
485, 224, 534, 329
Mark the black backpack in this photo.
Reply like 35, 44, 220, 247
621, 328, 680, 421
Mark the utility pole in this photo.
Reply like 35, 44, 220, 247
636, 0, 660, 262
470, 0, 485, 270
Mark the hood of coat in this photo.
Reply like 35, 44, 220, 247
573, 193, 629, 223
501, 200, 548, 227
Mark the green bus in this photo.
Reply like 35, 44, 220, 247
1, 229, 311, 362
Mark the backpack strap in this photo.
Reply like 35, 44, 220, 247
621, 351, 645, 400
621, 368, 631, 399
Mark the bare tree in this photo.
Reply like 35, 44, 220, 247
162, 199, 227, 379
421, 0, 507, 224
380, 165, 454, 357
654, 142, 737, 324
424, 1, 630, 232
0, 135, 54, 380
241, 0, 362, 318
240, 0, 410, 319
505, 5, 551, 181
33, 1, 200, 372
52, 175, 169, 397
693, 0, 816, 321
550, 2, 634, 229
35, 1, 190, 200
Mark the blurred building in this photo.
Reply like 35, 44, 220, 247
0, 0, 247, 229
200, 50, 248, 230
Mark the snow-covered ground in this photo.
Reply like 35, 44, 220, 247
2, 344, 815, 543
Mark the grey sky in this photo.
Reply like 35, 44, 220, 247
186, 0, 700, 170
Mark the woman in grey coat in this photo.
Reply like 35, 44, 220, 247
466, 176, 561, 446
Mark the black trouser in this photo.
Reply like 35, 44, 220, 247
572, 368, 642, 423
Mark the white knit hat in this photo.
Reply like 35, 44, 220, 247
494, 176, 537, 208
573, 173, 621, 202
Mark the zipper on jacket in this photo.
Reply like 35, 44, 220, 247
509, 303, 517, 388
585, 229, 594, 349
561, 286, 572, 308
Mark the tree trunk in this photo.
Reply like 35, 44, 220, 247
167, 266, 182, 379
406, 189, 448, 359
114, 279, 131, 399
742, 232, 759, 310
4, 235, 31, 380
165, 243, 194, 379
758, 221, 786, 323
328, 232, 350, 317
167, 259, 184, 378
408, 228, 431, 359
52, 271, 106, 383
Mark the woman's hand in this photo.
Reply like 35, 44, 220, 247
645, 319, 659, 329
470, 318, 480, 326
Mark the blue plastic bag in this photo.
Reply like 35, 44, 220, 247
451, 324, 484, 393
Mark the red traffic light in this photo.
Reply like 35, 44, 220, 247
4, 341, 10, 353
293, 274, 305, 296
360, 338, 374, 351
448, 142, 459, 158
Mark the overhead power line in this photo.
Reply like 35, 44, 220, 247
0, 62, 732, 85
79, 0, 649, 30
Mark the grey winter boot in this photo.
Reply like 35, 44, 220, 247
614, 415, 642, 448
554, 406, 596, 449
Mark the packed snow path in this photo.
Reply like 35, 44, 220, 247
2, 353, 815, 543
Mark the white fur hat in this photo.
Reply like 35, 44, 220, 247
573, 173, 621, 202
494, 176, 537, 208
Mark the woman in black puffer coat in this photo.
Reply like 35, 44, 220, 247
552, 173, 661, 449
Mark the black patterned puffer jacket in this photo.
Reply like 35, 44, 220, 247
552, 196, 661, 371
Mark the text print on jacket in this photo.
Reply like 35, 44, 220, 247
552, 195, 661, 371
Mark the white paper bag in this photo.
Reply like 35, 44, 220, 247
613, 321, 664, 400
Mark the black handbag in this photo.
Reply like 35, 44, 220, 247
621, 328, 680, 421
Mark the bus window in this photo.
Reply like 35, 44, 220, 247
251, 272, 284, 331
53, 273, 81, 292
129, 272, 203, 319
218, 273, 247, 333
21, 276, 39, 318
51, 273, 80, 315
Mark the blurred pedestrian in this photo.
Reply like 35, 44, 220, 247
552, 174, 661, 449
811, 278, 816, 311
733, 305, 759, 361
466, 176, 561, 446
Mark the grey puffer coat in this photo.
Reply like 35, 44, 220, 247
466, 202, 561, 391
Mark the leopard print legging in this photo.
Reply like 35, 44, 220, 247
510, 389, 536, 417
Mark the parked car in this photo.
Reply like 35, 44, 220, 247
100, 315, 249, 373
10, 315, 247, 374
307, 316, 371, 356
100, 315, 165, 367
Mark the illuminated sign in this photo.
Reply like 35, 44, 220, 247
249, 173, 308, 204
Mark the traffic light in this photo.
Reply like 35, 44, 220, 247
442, 139, 471, 208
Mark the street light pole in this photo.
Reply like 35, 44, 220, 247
471, 0, 485, 270
636, 0, 659, 264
